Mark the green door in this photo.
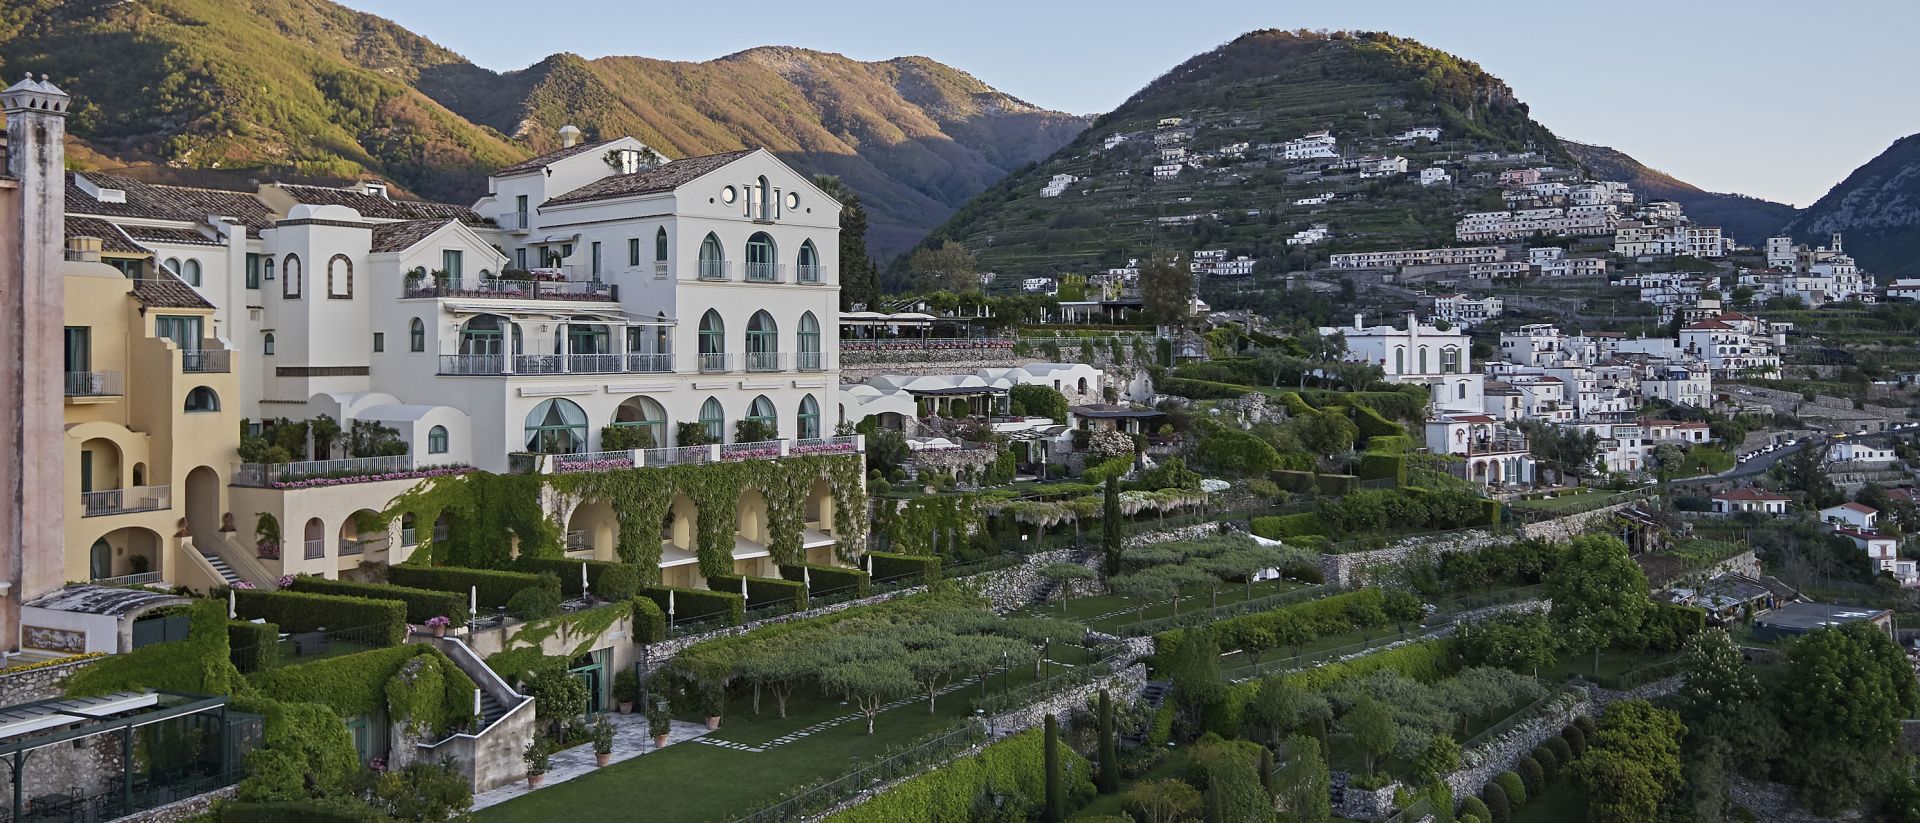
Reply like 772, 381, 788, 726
80, 449, 93, 493
570, 653, 604, 716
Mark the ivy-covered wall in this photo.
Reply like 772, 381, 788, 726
387, 455, 867, 583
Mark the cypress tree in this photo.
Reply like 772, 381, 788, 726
1102, 474, 1122, 575
1044, 712, 1064, 822
1258, 745, 1276, 797
1206, 779, 1225, 823
1098, 689, 1120, 794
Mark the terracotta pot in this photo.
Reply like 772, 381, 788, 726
595, 752, 611, 767
433, 625, 446, 638
705, 716, 721, 730
618, 702, 634, 715
653, 734, 669, 749
527, 773, 545, 789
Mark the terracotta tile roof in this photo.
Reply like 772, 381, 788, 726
64, 216, 145, 255
1888, 488, 1918, 503
131, 272, 213, 310
544, 149, 757, 207
370, 219, 455, 253
270, 184, 490, 225
121, 225, 223, 246
1834, 502, 1879, 515
65, 172, 274, 236
494, 138, 621, 176
1683, 320, 1732, 330
1714, 488, 1788, 502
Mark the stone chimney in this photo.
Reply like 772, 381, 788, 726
559, 124, 582, 149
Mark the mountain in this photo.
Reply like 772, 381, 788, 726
0, 0, 1087, 259
1779, 134, 1920, 279
913, 30, 1575, 278
1563, 141, 1794, 246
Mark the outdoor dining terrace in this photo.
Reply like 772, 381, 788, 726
513, 435, 864, 475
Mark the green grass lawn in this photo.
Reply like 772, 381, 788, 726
1508, 489, 1611, 512
1538, 647, 1681, 689
1511, 779, 1586, 822
1070, 750, 1189, 820
1014, 578, 1311, 634
478, 659, 1062, 823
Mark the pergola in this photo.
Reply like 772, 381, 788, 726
909, 384, 1011, 418
0, 691, 255, 821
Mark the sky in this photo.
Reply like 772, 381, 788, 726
340, 0, 1917, 207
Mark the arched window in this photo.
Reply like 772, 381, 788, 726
797, 312, 821, 370
698, 309, 726, 372
427, 425, 449, 454
654, 227, 668, 262
1393, 348, 1405, 374
797, 395, 821, 439
1418, 347, 1429, 374
184, 386, 220, 413
524, 398, 587, 454
410, 318, 426, 352
755, 175, 771, 220
89, 538, 111, 580
262, 256, 274, 281
747, 395, 777, 437
746, 232, 778, 281
1440, 346, 1461, 374
1077, 377, 1089, 394
326, 254, 353, 298
304, 518, 324, 559
698, 233, 726, 280
263, 333, 275, 356
183, 259, 201, 287
282, 254, 302, 299
797, 240, 820, 283
613, 396, 668, 449
699, 397, 725, 443
459, 315, 519, 359
746, 310, 779, 371
401, 513, 418, 547
164, 257, 181, 278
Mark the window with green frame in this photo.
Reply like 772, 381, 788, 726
524, 398, 587, 454
698, 397, 725, 443
747, 395, 777, 432
797, 394, 821, 439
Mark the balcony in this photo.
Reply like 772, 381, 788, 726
406, 271, 616, 302
698, 352, 734, 373
566, 354, 626, 374
698, 261, 730, 282
510, 435, 862, 475
504, 210, 529, 232
745, 352, 785, 372
232, 454, 433, 488
437, 352, 676, 377
797, 351, 825, 372
565, 530, 591, 553
181, 348, 231, 374
653, 261, 669, 280
745, 262, 783, 283
1464, 435, 1531, 456
81, 485, 171, 518
627, 353, 673, 373
339, 536, 383, 557
65, 370, 123, 399
797, 264, 823, 284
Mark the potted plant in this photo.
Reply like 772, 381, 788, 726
699, 683, 724, 730
647, 700, 672, 749
523, 739, 549, 788
613, 670, 639, 715
592, 718, 615, 767
425, 615, 451, 639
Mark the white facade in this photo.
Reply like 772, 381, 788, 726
1325, 312, 1483, 417
1328, 246, 1505, 270
1828, 441, 1896, 465
1282, 131, 1338, 160
1418, 167, 1452, 187
1430, 294, 1503, 327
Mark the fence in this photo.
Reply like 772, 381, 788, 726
1506, 486, 1656, 521
232, 454, 411, 487
971, 645, 1125, 716
730, 724, 987, 823
228, 623, 394, 673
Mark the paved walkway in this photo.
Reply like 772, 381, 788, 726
471, 715, 713, 811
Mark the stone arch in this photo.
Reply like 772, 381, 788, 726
325, 254, 353, 298
567, 499, 618, 560
282, 253, 302, 299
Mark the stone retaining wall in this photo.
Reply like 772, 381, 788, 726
1727, 776, 1861, 823
1444, 689, 1591, 801
1125, 522, 1224, 549
117, 786, 237, 823
984, 663, 1148, 738
0, 656, 100, 705
1316, 502, 1641, 587
1330, 773, 1400, 821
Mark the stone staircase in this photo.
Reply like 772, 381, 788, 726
198, 547, 241, 587
1028, 547, 1096, 606
1121, 679, 1172, 748
476, 688, 509, 729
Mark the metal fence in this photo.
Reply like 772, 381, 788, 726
730, 724, 987, 823
232, 454, 411, 487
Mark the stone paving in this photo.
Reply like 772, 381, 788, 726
470, 714, 713, 811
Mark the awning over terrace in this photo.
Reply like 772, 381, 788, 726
0, 690, 257, 822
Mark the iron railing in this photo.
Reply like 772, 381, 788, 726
745, 352, 784, 372
80, 485, 171, 517
698, 260, 729, 281
698, 352, 733, 373
745, 262, 783, 282
438, 354, 506, 375
797, 351, 824, 371
796, 264, 823, 283
64, 370, 123, 397
642, 445, 713, 467
232, 454, 412, 487
627, 352, 673, 372
180, 348, 231, 373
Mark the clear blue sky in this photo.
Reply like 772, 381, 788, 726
340, 0, 1916, 207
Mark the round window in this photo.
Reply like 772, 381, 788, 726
721, 186, 738, 204
785, 192, 800, 209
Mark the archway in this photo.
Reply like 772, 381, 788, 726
89, 538, 112, 580
524, 398, 588, 454
736, 489, 768, 546
184, 466, 221, 542
612, 396, 668, 450
78, 437, 122, 495
665, 495, 697, 550
340, 510, 385, 559
567, 499, 617, 559
303, 517, 324, 560
92, 527, 163, 580
804, 479, 834, 532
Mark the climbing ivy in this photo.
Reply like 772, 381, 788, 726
883, 494, 985, 557
500, 602, 631, 659
384, 472, 557, 568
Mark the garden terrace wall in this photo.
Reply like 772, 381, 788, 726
1444, 687, 1592, 802
779, 564, 870, 599
0, 655, 106, 705
1312, 501, 1640, 587
706, 574, 808, 611
232, 589, 407, 646
287, 578, 468, 627
867, 552, 941, 585
641, 586, 745, 626
228, 620, 280, 673
387, 565, 546, 608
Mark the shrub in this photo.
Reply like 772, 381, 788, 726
1482, 782, 1510, 823
233, 589, 407, 646
228, 619, 280, 674
1572, 715, 1597, 740
1562, 724, 1587, 757
1545, 734, 1573, 765
868, 552, 941, 585
707, 574, 808, 611
1195, 423, 1283, 475
286, 577, 467, 628
1459, 795, 1491, 823
1250, 512, 1324, 540
1356, 451, 1407, 486
388, 565, 547, 607
824, 726, 1094, 823
631, 597, 667, 642
1158, 588, 1418, 663
779, 564, 871, 599
1494, 771, 1527, 808
1516, 755, 1545, 796
595, 565, 640, 600
507, 586, 562, 620
641, 586, 745, 626
1531, 744, 1558, 779
514, 557, 644, 598
1010, 384, 1070, 420
1286, 639, 1449, 692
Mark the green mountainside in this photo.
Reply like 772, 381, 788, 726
1563, 141, 1794, 246
1779, 133, 1920, 278
0, 0, 1086, 258
914, 30, 1573, 277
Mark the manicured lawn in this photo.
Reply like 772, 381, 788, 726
1508, 489, 1611, 512
478, 658, 1061, 823
1511, 779, 1586, 822
1538, 647, 1681, 689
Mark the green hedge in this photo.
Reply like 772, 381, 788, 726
247, 645, 477, 738
707, 574, 809, 611
641, 586, 745, 626
1250, 513, 1325, 540
1286, 639, 1450, 691
233, 589, 407, 647
1159, 377, 1255, 400
780, 563, 871, 598
631, 597, 667, 643
1157, 588, 1420, 662
517, 556, 632, 597
1356, 452, 1408, 486
1638, 601, 1707, 652
1367, 434, 1415, 454
1271, 470, 1357, 496
868, 552, 941, 585
221, 800, 383, 822
228, 619, 280, 674
388, 565, 545, 608
823, 727, 1094, 823
287, 577, 467, 628
1275, 392, 1319, 417
1300, 388, 1428, 421
1353, 405, 1408, 440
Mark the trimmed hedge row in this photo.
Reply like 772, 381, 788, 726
641, 586, 745, 626
1157, 587, 1421, 660
232, 589, 407, 646
1356, 452, 1408, 486
1353, 405, 1408, 440
780, 563, 871, 599
287, 577, 467, 628
1251, 513, 1325, 541
388, 565, 547, 608
707, 574, 809, 611
868, 552, 941, 585
1288, 638, 1451, 691
1270, 470, 1358, 496
631, 597, 667, 643
517, 556, 630, 597
1159, 376, 1256, 400
227, 619, 280, 674
823, 727, 1094, 823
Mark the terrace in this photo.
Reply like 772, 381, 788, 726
230, 455, 472, 489
513, 435, 863, 475
406, 269, 617, 302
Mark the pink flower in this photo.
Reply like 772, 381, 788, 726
231, 581, 255, 590
277, 575, 294, 589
